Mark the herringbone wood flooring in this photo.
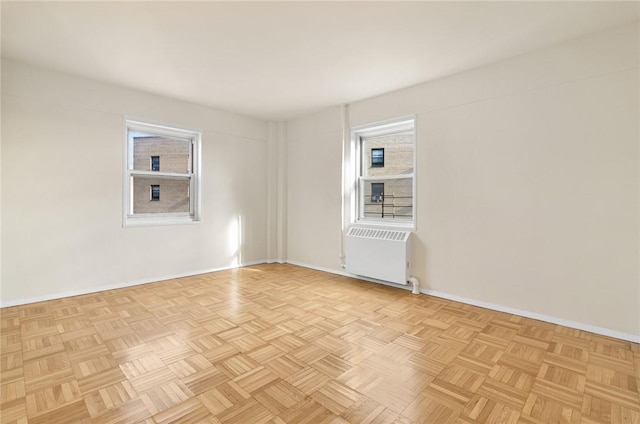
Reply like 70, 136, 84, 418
1, 264, 639, 423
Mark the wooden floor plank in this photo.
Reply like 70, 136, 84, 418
0, 263, 638, 423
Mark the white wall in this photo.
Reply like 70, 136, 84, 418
2, 23, 638, 340
287, 106, 344, 269
1, 60, 270, 305
286, 23, 639, 339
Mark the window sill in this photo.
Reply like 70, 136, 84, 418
124, 216, 201, 228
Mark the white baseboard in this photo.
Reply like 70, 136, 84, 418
4, 259, 638, 344
0, 260, 268, 308
285, 260, 414, 291
420, 288, 640, 344
285, 260, 640, 344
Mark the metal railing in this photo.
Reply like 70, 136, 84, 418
363, 193, 413, 218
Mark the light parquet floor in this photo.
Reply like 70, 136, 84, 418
1, 263, 639, 424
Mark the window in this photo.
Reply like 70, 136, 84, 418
124, 120, 201, 226
371, 182, 384, 203
150, 185, 160, 201
371, 148, 384, 167
351, 117, 415, 226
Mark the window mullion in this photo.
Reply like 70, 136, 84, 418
360, 173, 413, 181
130, 170, 192, 179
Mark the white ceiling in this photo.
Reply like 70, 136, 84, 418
2, 1, 638, 121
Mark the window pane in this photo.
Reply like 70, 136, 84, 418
362, 178, 413, 220
132, 176, 190, 214
132, 134, 190, 173
371, 182, 384, 202
371, 148, 384, 167
150, 184, 160, 201
363, 133, 413, 177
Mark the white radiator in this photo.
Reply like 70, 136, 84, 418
345, 227, 411, 285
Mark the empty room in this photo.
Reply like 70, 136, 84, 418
1, 2, 639, 423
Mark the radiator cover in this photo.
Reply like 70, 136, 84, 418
345, 227, 410, 285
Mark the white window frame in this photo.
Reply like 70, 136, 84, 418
350, 116, 416, 229
123, 120, 202, 227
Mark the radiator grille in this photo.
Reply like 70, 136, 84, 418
346, 227, 409, 242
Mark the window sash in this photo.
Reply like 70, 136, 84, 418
359, 174, 413, 181
124, 120, 201, 226
358, 175, 414, 221
129, 170, 192, 179
128, 175, 195, 217
128, 141, 193, 174
351, 116, 416, 227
